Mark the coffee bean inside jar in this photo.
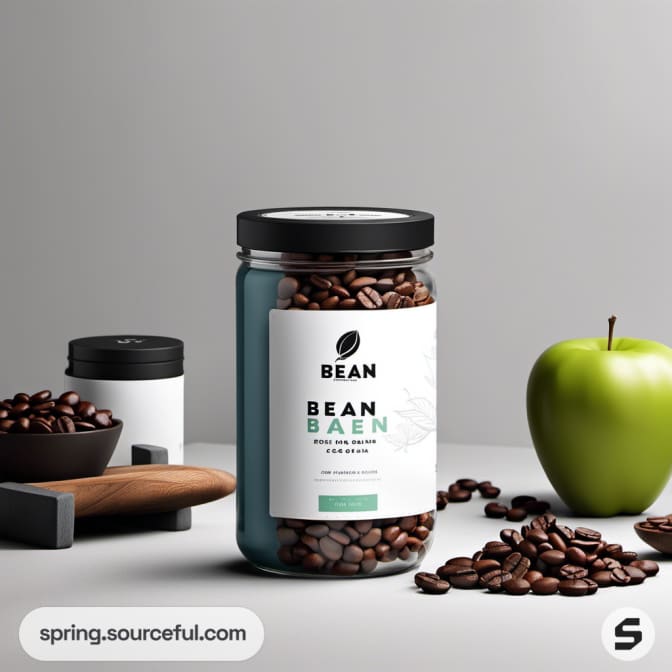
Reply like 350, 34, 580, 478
237, 208, 437, 577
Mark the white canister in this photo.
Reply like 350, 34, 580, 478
65, 335, 184, 466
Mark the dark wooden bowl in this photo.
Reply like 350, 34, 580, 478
0, 420, 122, 482
634, 521, 672, 555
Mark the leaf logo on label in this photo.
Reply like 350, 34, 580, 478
335, 330, 360, 361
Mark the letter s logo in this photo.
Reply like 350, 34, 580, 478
602, 609, 654, 661
614, 618, 642, 651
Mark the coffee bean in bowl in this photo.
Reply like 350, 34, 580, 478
0, 390, 122, 481
634, 515, 672, 554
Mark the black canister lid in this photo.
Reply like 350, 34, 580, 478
237, 207, 434, 253
66, 335, 184, 380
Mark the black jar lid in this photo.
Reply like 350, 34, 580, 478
66, 335, 184, 381
237, 207, 434, 253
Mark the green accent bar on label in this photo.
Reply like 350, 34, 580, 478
319, 494, 378, 513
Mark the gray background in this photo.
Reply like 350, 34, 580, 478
2, 0, 672, 447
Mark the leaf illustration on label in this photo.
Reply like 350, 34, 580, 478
394, 396, 436, 432
335, 330, 360, 361
386, 421, 430, 451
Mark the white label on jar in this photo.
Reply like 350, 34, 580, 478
269, 303, 436, 520
260, 209, 410, 220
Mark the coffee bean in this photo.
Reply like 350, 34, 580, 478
502, 578, 530, 595
456, 478, 479, 491
342, 545, 364, 563
485, 503, 508, 518
630, 560, 659, 576
483, 541, 513, 559
559, 564, 588, 579
277, 527, 299, 546
445, 556, 474, 567
558, 579, 592, 596
590, 558, 606, 572
523, 500, 551, 514
480, 486, 501, 499
506, 507, 527, 522
10, 417, 29, 432
622, 566, 647, 585
28, 419, 52, 434
611, 567, 631, 586
29, 390, 52, 404
58, 391, 80, 406
575, 527, 601, 542
531, 577, 560, 595
502, 552, 531, 579
565, 547, 587, 566
448, 568, 480, 589
76, 401, 96, 419
413, 525, 430, 540
309, 274, 332, 289
553, 524, 574, 543
327, 530, 350, 546
539, 550, 566, 566
319, 536, 344, 561
320, 295, 340, 310
359, 528, 383, 548
480, 569, 513, 592
277, 276, 300, 299
384, 292, 403, 309
304, 524, 328, 538
437, 564, 468, 579
583, 578, 599, 595
394, 281, 415, 296
330, 285, 350, 299
375, 278, 395, 294
356, 287, 383, 309
611, 551, 638, 564
518, 540, 538, 560
500, 528, 523, 547
590, 570, 612, 587
415, 572, 451, 594
570, 539, 600, 555
74, 422, 96, 431
525, 529, 549, 545
474, 559, 501, 575
547, 532, 567, 552
449, 489, 472, 503
93, 412, 113, 428
524, 570, 544, 584
302, 553, 326, 571
511, 495, 536, 509
347, 276, 378, 291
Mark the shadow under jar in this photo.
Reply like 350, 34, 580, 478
236, 208, 437, 577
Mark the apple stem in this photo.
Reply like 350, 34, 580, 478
608, 315, 617, 351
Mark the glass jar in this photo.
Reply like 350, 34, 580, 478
236, 208, 437, 577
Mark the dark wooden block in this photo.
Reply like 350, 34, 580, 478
0, 483, 74, 549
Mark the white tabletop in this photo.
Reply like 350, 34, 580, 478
1, 442, 670, 671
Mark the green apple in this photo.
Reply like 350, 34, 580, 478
527, 317, 672, 516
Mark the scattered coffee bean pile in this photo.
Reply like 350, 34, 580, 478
436, 480, 550, 524
276, 512, 434, 575
0, 390, 114, 434
484, 494, 551, 522
415, 513, 659, 597
276, 255, 434, 311
437, 479, 501, 508
638, 515, 672, 532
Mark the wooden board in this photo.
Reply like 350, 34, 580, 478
30, 465, 236, 518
